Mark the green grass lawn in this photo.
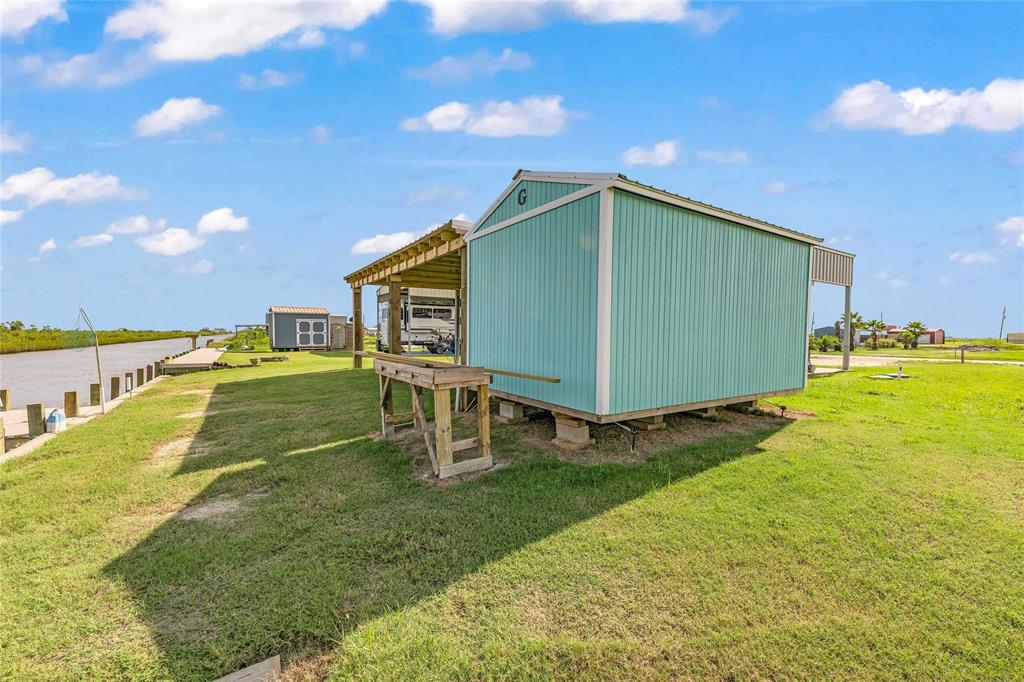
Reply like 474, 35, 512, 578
839, 338, 1024, 362
2, 352, 1022, 680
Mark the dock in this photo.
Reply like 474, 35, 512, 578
161, 347, 227, 374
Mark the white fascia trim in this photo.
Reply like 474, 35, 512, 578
804, 246, 813, 389
595, 187, 614, 415
465, 181, 610, 243
518, 171, 620, 183
471, 177, 529, 234
610, 180, 823, 246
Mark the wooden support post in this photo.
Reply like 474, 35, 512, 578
89, 383, 101, 406
146, 365, 153, 382
137, 368, 145, 386
960, 347, 965, 364
27, 403, 45, 437
352, 286, 364, 368
64, 391, 80, 417
842, 285, 851, 371
0, 388, 9, 411
154, 361, 162, 376
110, 375, 121, 399
476, 383, 490, 461
434, 387, 453, 469
727, 400, 758, 413
458, 246, 467, 365
388, 275, 402, 355
379, 375, 395, 437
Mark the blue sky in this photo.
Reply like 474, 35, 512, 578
1, 0, 1021, 335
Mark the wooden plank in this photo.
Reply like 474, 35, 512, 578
452, 437, 480, 452
487, 368, 560, 384
434, 388, 453, 467
439, 456, 492, 479
352, 286, 363, 368
379, 375, 394, 437
388, 275, 402, 355
476, 382, 491, 460
385, 411, 415, 425
410, 385, 438, 475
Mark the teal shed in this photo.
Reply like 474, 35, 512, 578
465, 170, 852, 423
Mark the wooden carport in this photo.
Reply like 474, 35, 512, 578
343, 218, 471, 368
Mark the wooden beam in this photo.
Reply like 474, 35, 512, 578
434, 388, 453, 468
477, 382, 491, 460
352, 285, 363, 369
388, 275, 402, 355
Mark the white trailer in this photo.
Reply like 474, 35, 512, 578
377, 287, 457, 353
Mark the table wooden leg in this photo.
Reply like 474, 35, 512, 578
379, 375, 394, 437
477, 382, 490, 460
434, 387, 453, 469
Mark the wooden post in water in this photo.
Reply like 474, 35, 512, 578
146, 365, 153, 382
27, 403, 45, 437
136, 368, 145, 387
90, 384, 101, 406
0, 388, 9, 411
125, 372, 134, 393
110, 375, 121, 399
154, 361, 162, 376
64, 391, 80, 418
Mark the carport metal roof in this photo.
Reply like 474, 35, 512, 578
344, 218, 470, 290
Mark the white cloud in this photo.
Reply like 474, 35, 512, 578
1, 167, 144, 208
351, 230, 422, 255
407, 48, 533, 85
404, 185, 470, 204
197, 207, 249, 234
18, 49, 152, 88
238, 69, 303, 90
347, 41, 367, 58
107, 214, 163, 234
134, 97, 222, 137
70, 233, 114, 249
136, 227, 204, 256
887, 276, 908, 290
827, 77, 1024, 135
622, 140, 679, 167
762, 181, 792, 194
1, 0, 66, 37
401, 96, 572, 137
38, 238, 56, 254
410, 0, 732, 36
695, 148, 751, 164
105, 0, 387, 61
1, 121, 30, 154
184, 258, 213, 275
995, 216, 1024, 248
281, 28, 325, 49
1, 209, 24, 225
309, 124, 333, 143
948, 251, 998, 266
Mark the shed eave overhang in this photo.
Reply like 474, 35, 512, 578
344, 218, 469, 289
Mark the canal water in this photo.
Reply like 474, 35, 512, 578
0, 335, 229, 410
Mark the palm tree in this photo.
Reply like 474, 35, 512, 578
865, 319, 885, 349
835, 312, 862, 349
897, 330, 916, 350
904, 321, 928, 349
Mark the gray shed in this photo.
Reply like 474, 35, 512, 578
267, 306, 331, 351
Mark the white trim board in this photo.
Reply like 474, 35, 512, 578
595, 187, 614, 414
465, 182, 610, 243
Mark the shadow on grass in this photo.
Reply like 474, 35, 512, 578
104, 367, 791, 680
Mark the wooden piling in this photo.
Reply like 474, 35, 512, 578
0, 388, 9, 411
110, 375, 121, 399
27, 403, 45, 437
137, 368, 145, 386
90, 383, 101, 406
146, 365, 153, 382
352, 285, 363, 369
64, 391, 80, 418
125, 372, 134, 392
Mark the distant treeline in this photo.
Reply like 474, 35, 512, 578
0, 322, 219, 354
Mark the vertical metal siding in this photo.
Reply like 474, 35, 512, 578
811, 246, 854, 286
477, 180, 587, 231
469, 194, 599, 413
610, 190, 810, 414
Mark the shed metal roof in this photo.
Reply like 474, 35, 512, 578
268, 306, 330, 314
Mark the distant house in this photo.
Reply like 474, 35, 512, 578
1007, 332, 1024, 344
266, 306, 331, 351
886, 325, 945, 345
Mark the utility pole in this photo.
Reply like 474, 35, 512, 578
999, 306, 1007, 340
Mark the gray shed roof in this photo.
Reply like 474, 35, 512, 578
268, 306, 330, 315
